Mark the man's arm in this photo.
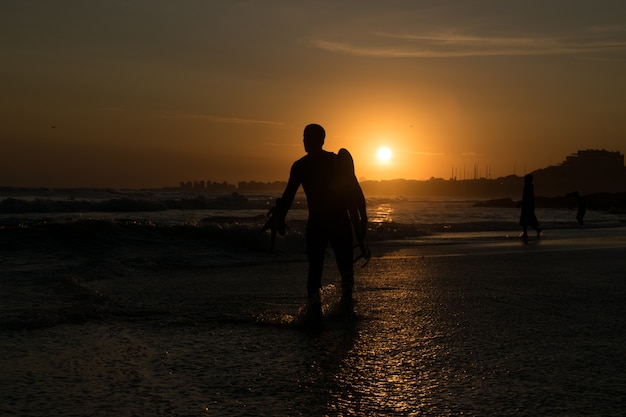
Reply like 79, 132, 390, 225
279, 162, 302, 215
260, 162, 301, 251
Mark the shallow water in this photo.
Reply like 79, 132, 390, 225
2, 190, 626, 415
2, 236, 626, 416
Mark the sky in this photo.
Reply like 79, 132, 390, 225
2, 1, 626, 188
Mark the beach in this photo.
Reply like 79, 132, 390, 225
2, 226, 626, 416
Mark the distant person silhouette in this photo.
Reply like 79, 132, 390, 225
271, 124, 362, 323
573, 191, 587, 225
518, 174, 542, 238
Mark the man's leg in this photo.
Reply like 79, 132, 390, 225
306, 220, 327, 303
330, 219, 354, 303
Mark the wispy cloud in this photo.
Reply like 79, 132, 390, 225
161, 112, 284, 126
311, 28, 626, 58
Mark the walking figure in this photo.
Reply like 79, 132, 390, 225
518, 174, 542, 238
574, 191, 586, 226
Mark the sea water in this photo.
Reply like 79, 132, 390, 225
2, 187, 624, 228
1, 188, 626, 416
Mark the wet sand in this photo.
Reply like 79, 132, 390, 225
1, 229, 626, 416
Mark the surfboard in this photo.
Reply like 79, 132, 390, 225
337, 148, 371, 266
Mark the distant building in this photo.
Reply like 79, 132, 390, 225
562, 149, 624, 171
532, 149, 626, 195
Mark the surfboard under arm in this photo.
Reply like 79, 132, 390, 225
337, 148, 370, 266
350, 207, 370, 266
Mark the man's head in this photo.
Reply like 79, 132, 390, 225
303, 124, 325, 153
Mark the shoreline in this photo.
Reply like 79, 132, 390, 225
2, 225, 626, 416
371, 225, 626, 252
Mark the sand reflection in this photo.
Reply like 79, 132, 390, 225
329, 308, 451, 414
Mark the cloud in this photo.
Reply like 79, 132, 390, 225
160, 112, 284, 126
311, 29, 626, 58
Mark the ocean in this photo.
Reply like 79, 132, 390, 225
1, 188, 626, 416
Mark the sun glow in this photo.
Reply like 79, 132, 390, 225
377, 147, 393, 162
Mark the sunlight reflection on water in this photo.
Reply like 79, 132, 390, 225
320, 256, 458, 415
326, 321, 454, 415
370, 203, 395, 224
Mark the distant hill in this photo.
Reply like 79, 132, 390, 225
531, 149, 625, 196
176, 149, 626, 199
360, 149, 626, 198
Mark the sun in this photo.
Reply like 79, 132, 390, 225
377, 147, 393, 162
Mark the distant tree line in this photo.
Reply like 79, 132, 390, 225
179, 181, 236, 192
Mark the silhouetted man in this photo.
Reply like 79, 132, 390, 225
276, 124, 356, 321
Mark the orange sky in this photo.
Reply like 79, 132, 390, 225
2, 2, 626, 188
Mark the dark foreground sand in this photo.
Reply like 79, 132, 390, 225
1, 229, 626, 416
